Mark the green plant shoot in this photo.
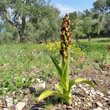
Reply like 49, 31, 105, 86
37, 13, 94, 105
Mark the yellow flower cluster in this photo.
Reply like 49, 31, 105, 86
40, 42, 86, 57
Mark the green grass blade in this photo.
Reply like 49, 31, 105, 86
50, 56, 62, 78
69, 78, 95, 91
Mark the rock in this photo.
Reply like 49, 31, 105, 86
6, 97, 13, 107
103, 97, 109, 101
85, 91, 89, 94
93, 107, 103, 110
66, 106, 73, 110
3, 108, 8, 110
90, 93, 95, 97
96, 102, 103, 107
15, 102, 26, 110
10, 106, 15, 110
75, 102, 78, 106
22, 96, 29, 102
88, 103, 92, 106
0, 99, 6, 107
79, 84, 82, 88
81, 87, 87, 91
38, 82, 45, 89
107, 91, 110, 95
58, 104, 61, 107
30, 107, 46, 110
96, 91, 101, 95
23, 88, 30, 95
62, 104, 66, 109
36, 78, 41, 82
100, 93, 104, 97
104, 107, 109, 110
29, 80, 46, 93
108, 96, 110, 99
102, 71, 105, 74
72, 85, 76, 88
78, 102, 81, 105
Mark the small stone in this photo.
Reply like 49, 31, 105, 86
75, 102, 78, 106
91, 89, 95, 93
104, 107, 109, 110
100, 93, 104, 97
15, 102, 26, 110
102, 71, 105, 74
96, 91, 100, 95
31, 107, 46, 110
78, 102, 81, 105
14, 99, 18, 104
96, 102, 103, 107
66, 106, 72, 110
90, 93, 95, 97
29, 81, 46, 93
72, 85, 76, 88
23, 88, 30, 95
6, 97, 13, 107
85, 91, 89, 94
9, 106, 15, 110
36, 78, 41, 82
78, 99, 81, 101
79, 84, 82, 88
89, 98, 93, 102
107, 91, 110, 95
103, 97, 109, 101
23, 97, 28, 102
108, 96, 110, 99
81, 87, 87, 91
3, 108, 8, 110
72, 95, 75, 98
62, 104, 66, 109
58, 104, 62, 107
88, 103, 92, 106
93, 107, 103, 110
0, 99, 6, 107
38, 82, 45, 89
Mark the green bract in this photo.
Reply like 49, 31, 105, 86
37, 14, 94, 105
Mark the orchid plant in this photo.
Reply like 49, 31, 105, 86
37, 13, 94, 105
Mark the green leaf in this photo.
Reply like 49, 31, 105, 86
56, 83, 63, 93
69, 78, 95, 91
50, 56, 67, 90
50, 56, 62, 79
37, 90, 71, 104
62, 57, 69, 90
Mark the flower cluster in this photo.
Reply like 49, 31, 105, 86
60, 14, 72, 59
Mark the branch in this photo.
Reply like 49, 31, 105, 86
18, 15, 22, 25
4, 8, 18, 28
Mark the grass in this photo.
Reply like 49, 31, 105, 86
79, 38, 110, 67
0, 38, 110, 96
0, 43, 55, 96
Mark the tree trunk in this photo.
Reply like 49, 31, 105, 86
19, 15, 26, 42
19, 30, 25, 43
75, 36, 79, 43
88, 34, 91, 42
44, 31, 48, 44
4, 8, 26, 43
